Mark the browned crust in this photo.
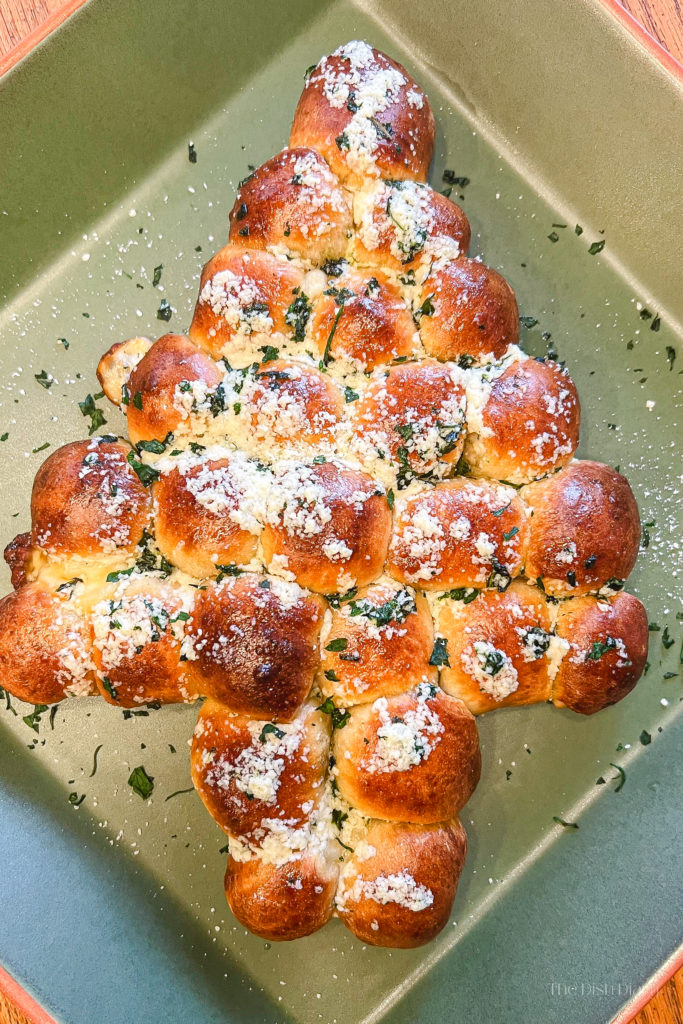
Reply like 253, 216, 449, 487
352, 181, 470, 271
228, 148, 352, 262
419, 257, 519, 364
188, 245, 304, 358
125, 333, 222, 445
466, 359, 580, 484
4, 532, 32, 589
320, 583, 436, 705
184, 574, 324, 720
290, 45, 435, 186
387, 478, 528, 590
337, 818, 467, 947
153, 459, 259, 578
521, 460, 641, 596
90, 577, 195, 708
351, 358, 466, 478
191, 700, 330, 838
262, 461, 393, 594
0, 584, 96, 704
333, 690, 480, 822
245, 359, 345, 447
308, 268, 416, 370
30, 439, 152, 560
438, 581, 553, 713
552, 591, 648, 714
225, 848, 338, 940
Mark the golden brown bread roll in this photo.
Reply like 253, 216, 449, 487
352, 179, 470, 271
30, 438, 152, 564
335, 817, 467, 947
332, 685, 480, 823
290, 41, 435, 187
189, 245, 305, 362
228, 148, 352, 263
418, 257, 519, 365
350, 359, 467, 485
319, 579, 436, 705
262, 459, 392, 594
521, 460, 641, 597
308, 267, 417, 370
124, 333, 223, 446
90, 575, 196, 707
0, 583, 96, 704
227, 358, 345, 452
184, 573, 324, 721
96, 336, 153, 406
225, 843, 339, 940
387, 478, 528, 590
464, 358, 580, 484
191, 699, 330, 838
153, 449, 268, 577
552, 591, 648, 714
436, 580, 558, 713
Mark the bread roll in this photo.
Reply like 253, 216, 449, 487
333, 685, 480, 823
124, 333, 223, 446
319, 580, 436, 705
228, 148, 352, 263
350, 359, 467, 484
153, 449, 268, 577
90, 575, 196, 707
521, 460, 640, 597
225, 843, 339, 940
191, 699, 330, 838
262, 459, 392, 594
336, 817, 467, 947
464, 358, 580, 484
189, 245, 305, 362
418, 257, 519, 365
232, 358, 345, 451
0, 583, 96, 704
352, 179, 470, 271
184, 573, 324, 721
96, 336, 153, 406
308, 268, 417, 370
387, 478, 528, 590
31, 438, 152, 563
436, 580, 557, 713
290, 41, 435, 187
552, 591, 648, 714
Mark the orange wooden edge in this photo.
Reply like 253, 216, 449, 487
0, 0, 680, 1020
0, 0, 88, 78
596, 0, 683, 80
0, 965, 57, 1024
610, 945, 683, 1024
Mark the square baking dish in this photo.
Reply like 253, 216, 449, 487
0, 1, 681, 1022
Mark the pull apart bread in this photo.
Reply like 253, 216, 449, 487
0, 41, 647, 947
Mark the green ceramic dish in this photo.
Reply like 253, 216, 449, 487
0, 2, 681, 1022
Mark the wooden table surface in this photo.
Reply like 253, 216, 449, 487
0, 1, 681, 1023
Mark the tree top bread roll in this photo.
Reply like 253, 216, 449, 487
290, 41, 435, 186
1, 40, 649, 948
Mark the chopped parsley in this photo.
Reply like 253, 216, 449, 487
259, 723, 285, 743
316, 697, 351, 730
34, 370, 53, 389
156, 299, 173, 321
78, 394, 108, 435
128, 765, 154, 799
429, 636, 450, 667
